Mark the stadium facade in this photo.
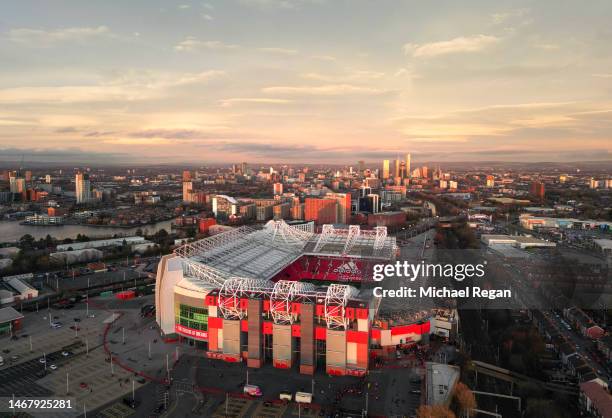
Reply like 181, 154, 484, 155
156, 220, 448, 376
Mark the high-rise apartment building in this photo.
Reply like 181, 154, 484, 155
182, 170, 192, 182
530, 181, 545, 199
75, 172, 91, 204
421, 166, 429, 179
326, 192, 351, 224
304, 198, 338, 224
382, 160, 390, 179
183, 181, 193, 203
273, 182, 283, 195
212, 195, 239, 220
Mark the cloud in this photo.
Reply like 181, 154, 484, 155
301, 70, 385, 82
490, 8, 530, 25
0, 85, 147, 104
202, 14, 214, 20
392, 101, 612, 146
592, 73, 612, 78
257, 47, 299, 56
103, 69, 225, 89
8, 26, 112, 46
172, 70, 226, 86
310, 55, 336, 61
102, 138, 173, 145
0, 147, 130, 163
174, 37, 239, 51
533, 43, 560, 50
239, 0, 324, 10
0, 117, 33, 127
0, 69, 224, 105
178, 4, 191, 9
404, 35, 500, 58
219, 98, 293, 107
128, 129, 210, 140
261, 84, 386, 96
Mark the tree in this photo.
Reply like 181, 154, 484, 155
417, 405, 456, 418
452, 382, 476, 417
19, 234, 35, 250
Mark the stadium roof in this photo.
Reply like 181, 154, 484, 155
174, 220, 397, 286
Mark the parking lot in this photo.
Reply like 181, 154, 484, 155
162, 352, 424, 417
0, 294, 179, 417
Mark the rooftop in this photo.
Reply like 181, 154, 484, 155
581, 381, 612, 417
0, 306, 24, 324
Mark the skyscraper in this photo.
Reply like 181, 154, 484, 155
405, 153, 411, 178
382, 160, 390, 179
394, 157, 401, 178
183, 181, 193, 203
75, 172, 91, 204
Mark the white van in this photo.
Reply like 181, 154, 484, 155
279, 391, 292, 401
295, 392, 312, 404
243, 384, 262, 397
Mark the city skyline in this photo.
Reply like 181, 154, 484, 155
1, 0, 612, 163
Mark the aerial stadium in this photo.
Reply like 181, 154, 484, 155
155, 220, 453, 376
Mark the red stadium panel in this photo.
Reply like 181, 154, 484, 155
356, 308, 368, 319
241, 320, 248, 332
315, 327, 326, 340
346, 330, 368, 344
391, 322, 430, 336
209, 328, 218, 351
205, 295, 217, 306
357, 343, 368, 366
274, 360, 291, 369
345, 307, 355, 319
291, 324, 301, 337
263, 321, 273, 335
208, 317, 223, 329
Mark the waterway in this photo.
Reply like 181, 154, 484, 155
0, 219, 174, 243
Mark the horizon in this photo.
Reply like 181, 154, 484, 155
1, 0, 611, 162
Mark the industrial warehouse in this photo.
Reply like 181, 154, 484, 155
155, 220, 451, 376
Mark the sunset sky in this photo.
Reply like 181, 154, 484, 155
1, 0, 611, 164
